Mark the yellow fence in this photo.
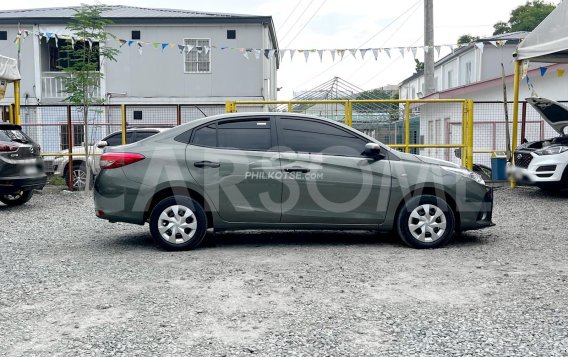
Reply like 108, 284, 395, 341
225, 99, 475, 170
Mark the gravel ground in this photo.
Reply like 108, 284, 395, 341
0, 186, 567, 356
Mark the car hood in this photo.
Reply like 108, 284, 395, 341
527, 97, 568, 136
397, 151, 460, 168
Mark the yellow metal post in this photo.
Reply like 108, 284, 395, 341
461, 101, 467, 168
287, 102, 293, 112
404, 101, 411, 153
121, 104, 127, 145
511, 60, 521, 188
13, 80, 21, 125
344, 101, 352, 126
8, 104, 14, 124
225, 101, 232, 113
467, 99, 474, 170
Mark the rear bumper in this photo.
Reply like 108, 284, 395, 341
0, 174, 47, 194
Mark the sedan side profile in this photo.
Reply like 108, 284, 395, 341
94, 113, 493, 250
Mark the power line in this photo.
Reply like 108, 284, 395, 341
284, 0, 328, 48
277, 0, 303, 32
290, 0, 423, 91
279, 0, 316, 44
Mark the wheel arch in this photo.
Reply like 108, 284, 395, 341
393, 185, 460, 231
144, 186, 214, 228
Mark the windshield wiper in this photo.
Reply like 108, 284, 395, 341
11, 138, 29, 144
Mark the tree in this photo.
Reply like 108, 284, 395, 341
493, 0, 556, 35
59, 4, 119, 190
457, 34, 480, 47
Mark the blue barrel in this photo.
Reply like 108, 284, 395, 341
491, 153, 507, 181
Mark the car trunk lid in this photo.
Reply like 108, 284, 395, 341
527, 97, 568, 136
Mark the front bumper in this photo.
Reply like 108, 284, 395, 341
0, 174, 47, 194
459, 185, 494, 231
512, 151, 568, 184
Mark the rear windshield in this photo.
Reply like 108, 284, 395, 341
0, 129, 32, 144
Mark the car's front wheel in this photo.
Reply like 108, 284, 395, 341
149, 196, 207, 250
0, 190, 34, 206
396, 195, 455, 249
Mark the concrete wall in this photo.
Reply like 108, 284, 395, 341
0, 25, 37, 104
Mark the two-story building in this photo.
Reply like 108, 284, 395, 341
399, 32, 566, 166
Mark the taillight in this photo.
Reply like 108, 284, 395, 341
0, 142, 17, 152
100, 152, 145, 169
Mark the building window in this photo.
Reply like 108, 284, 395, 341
60, 124, 84, 150
227, 30, 236, 39
184, 38, 211, 73
131, 30, 141, 40
465, 61, 472, 84
48, 39, 100, 71
133, 110, 142, 120
0, 31, 7, 41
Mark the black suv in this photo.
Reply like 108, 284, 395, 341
0, 124, 46, 206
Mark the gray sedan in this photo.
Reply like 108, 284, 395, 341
94, 113, 493, 250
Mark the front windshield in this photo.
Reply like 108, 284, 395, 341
0, 129, 31, 143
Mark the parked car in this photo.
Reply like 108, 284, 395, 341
0, 123, 46, 206
53, 128, 168, 190
513, 97, 568, 191
94, 112, 494, 250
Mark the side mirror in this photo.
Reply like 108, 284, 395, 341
363, 143, 382, 159
96, 140, 108, 149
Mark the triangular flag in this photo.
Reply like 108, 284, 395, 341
177, 44, 185, 53
137, 42, 143, 55
279, 49, 286, 62
435, 46, 441, 57
242, 49, 250, 60
254, 49, 261, 59
128, 40, 134, 47
119, 39, 127, 47
372, 48, 379, 60
330, 49, 336, 62
161, 43, 168, 51
152, 42, 160, 49
558, 68, 565, 77
337, 49, 345, 60
424, 46, 429, 54
521, 60, 529, 79
475, 42, 484, 50
264, 49, 270, 59
317, 49, 324, 62
359, 48, 368, 59
186, 45, 194, 53
87, 38, 93, 49
399, 47, 405, 58
169, 43, 176, 48
46, 32, 53, 39
303, 50, 310, 62
411, 47, 417, 58
489, 41, 498, 47
204, 46, 210, 54
349, 49, 357, 59
496, 40, 507, 46
540, 67, 547, 77
53, 34, 59, 47
289, 49, 296, 61
268, 49, 276, 59
384, 48, 391, 58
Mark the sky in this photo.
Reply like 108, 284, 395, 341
2, 0, 540, 99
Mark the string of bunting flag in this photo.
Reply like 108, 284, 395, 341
521, 61, 567, 97
15, 29, 514, 62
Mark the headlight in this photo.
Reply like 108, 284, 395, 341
534, 145, 568, 155
441, 166, 486, 185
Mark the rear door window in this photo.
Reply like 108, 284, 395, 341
134, 131, 158, 142
277, 117, 367, 156
105, 132, 134, 146
191, 124, 216, 147
217, 118, 271, 151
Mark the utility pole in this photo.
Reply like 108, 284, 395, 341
424, 0, 435, 97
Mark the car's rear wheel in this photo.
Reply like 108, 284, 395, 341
64, 162, 87, 191
396, 195, 455, 249
0, 190, 34, 206
149, 196, 207, 250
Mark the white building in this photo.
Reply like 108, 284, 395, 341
399, 32, 565, 166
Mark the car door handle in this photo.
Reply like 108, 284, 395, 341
284, 167, 310, 173
194, 161, 220, 168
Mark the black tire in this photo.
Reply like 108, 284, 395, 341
0, 190, 34, 206
396, 195, 455, 249
64, 162, 87, 191
149, 195, 207, 250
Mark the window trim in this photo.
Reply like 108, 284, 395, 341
276, 116, 370, 158
183, 38, 212, 74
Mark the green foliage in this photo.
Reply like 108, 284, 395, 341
493, 0, 556, 35
457, 34, 480, 47
353, 88, 400, 121
59, 4, 119, 106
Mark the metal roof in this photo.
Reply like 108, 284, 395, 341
0, 5, 260, 20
